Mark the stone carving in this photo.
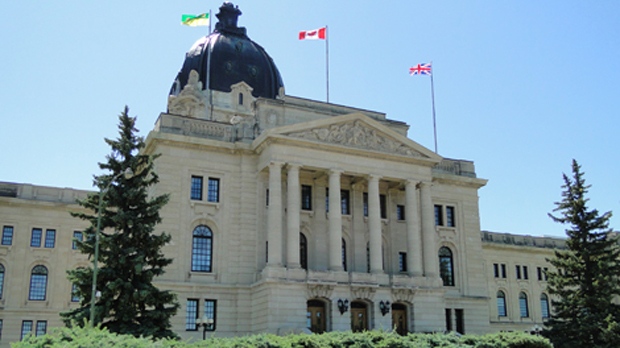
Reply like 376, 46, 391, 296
168, 70, 208, 119
307, 284, 334, 299
351, 286, 376, 300
392, 289, 415, 303
288, 120, 424, 157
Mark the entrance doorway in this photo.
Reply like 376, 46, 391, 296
307, 300, 326, 333
350, 301, 368, 332
391, 303, 408, 335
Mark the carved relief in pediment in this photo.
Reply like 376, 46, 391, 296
168, 70, 208, 119
287, 120, 424, 157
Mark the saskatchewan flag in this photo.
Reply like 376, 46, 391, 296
182, 13, 209, 27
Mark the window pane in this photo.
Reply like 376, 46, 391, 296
397, 205, 405, 220
541, 294, 550, 318
439, 247, 454, 286
363, 193, 368, 217
399, 252, 407, 272
300, 233, 308, 270
497, 291, 507, 316
301, 185, 312, 210
204, 300, 217, 331
519, 293, 529, 317
29, 266, 48, 301
341, 238, 347, 271
379, 194, 387, 219
44, 229, 56, 248
186, 299, 198, 331
446, 206, 455, 227
21, 321, 33, 340
35, 321, 47, 336
434, 205, 443, 226
191, 176, 203, 200
341, 190, 350, 215
73, 231, 83, 250
2, 226, 13, 245
207, 178, 220, 202
0, 264, 4, 299
192, 226, 213, 272
31, 228, 42, 247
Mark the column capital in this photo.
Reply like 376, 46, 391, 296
367, 174, 381, 182
268, 160, 285, 169
286, 162, 302, 170
328, 168, 343, 176
417, 181, 433, 189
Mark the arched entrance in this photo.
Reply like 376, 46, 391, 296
306, 299, 326, 333
350, 301, 368, 332
391, 303, 408, 335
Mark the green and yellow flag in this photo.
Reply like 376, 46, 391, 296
182, 13, 209, 27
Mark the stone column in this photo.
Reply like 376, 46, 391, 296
420, 181, 438, 277
286, 164, 301, 269
328, 169, 343, 271
267, 161, 283, 267
405, 180, 423, 277
368, 174, 383, 273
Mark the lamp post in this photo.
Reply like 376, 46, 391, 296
89, 168, 133, 327
196, 316, 214, 340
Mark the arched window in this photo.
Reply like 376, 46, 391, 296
519, 292, 529, 317
191, 225, 213, 272
497, 290, 507, 317
342, 238, 347, 271
540, 293, 550, 319
0, 264, 4, 299
439, 247, 454, 286
29, 265, 48, 301
300, 233, 308, 270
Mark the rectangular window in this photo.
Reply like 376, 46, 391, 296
537, 267, 543, 281
523, 266, 529, 280
72, 231, 83, 250
1, 226, 13, 245
380, 194, 387, 219
203, 299, 217, 331
446, 206, 455, 227
493, 263, 499, 278
543, 267, 548, 281
186, 299, 199, 331
519, 296, 529, 317
445, 309, 452, 332
190, 176, 203, 200
516, 265, 522, 279
30, 228, 42, 247
501, 264, 507, 278
455, 309, 465, 334
266, 189, 269, 206
71, 283, 80, 302
396, 205, 405, 220
301, 185, 312, 210
363, 193, 368, 217
207, 178, 220, 203
399, 252, 407, 272
21, 320, 33, 340
341, 190, 350, 215
434, 205, 443, 226
0, 319, 2, 340
44, 229, 56, 248
35, 321, 47, 336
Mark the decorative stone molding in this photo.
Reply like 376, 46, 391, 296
287, 120, 424, 157
307, 284, 334, 299
392, 288, 415, 303
168, 70, 208, 119
351, 286, 376, 301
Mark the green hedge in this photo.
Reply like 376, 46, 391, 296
13, 326, 552, 348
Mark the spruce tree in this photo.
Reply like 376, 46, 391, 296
61, 107, 179, 339
544, 159, 620, 348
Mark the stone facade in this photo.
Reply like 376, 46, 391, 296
0, 84, 565, 345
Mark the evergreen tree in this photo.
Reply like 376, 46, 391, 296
61, 107, 179, 339
544, 159, 620, 348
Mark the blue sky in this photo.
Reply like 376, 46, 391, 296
1, 1, 619, 238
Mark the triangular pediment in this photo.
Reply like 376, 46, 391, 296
257, 113, 440, 162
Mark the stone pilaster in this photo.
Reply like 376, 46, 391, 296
286, 164, 301, 268
405, 180, 423, 277
420, 181, 438, 277
267, 161, 284, 267
368, 174, 383, 273
328, 169, 343, 271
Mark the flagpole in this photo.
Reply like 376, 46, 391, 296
430, 62, 438, 153
208, 9, 212, 34
325, 25, 329, 103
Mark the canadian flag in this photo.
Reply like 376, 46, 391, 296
299, 27, 326, 40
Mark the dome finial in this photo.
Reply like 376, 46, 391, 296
215, 2, 243, 34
